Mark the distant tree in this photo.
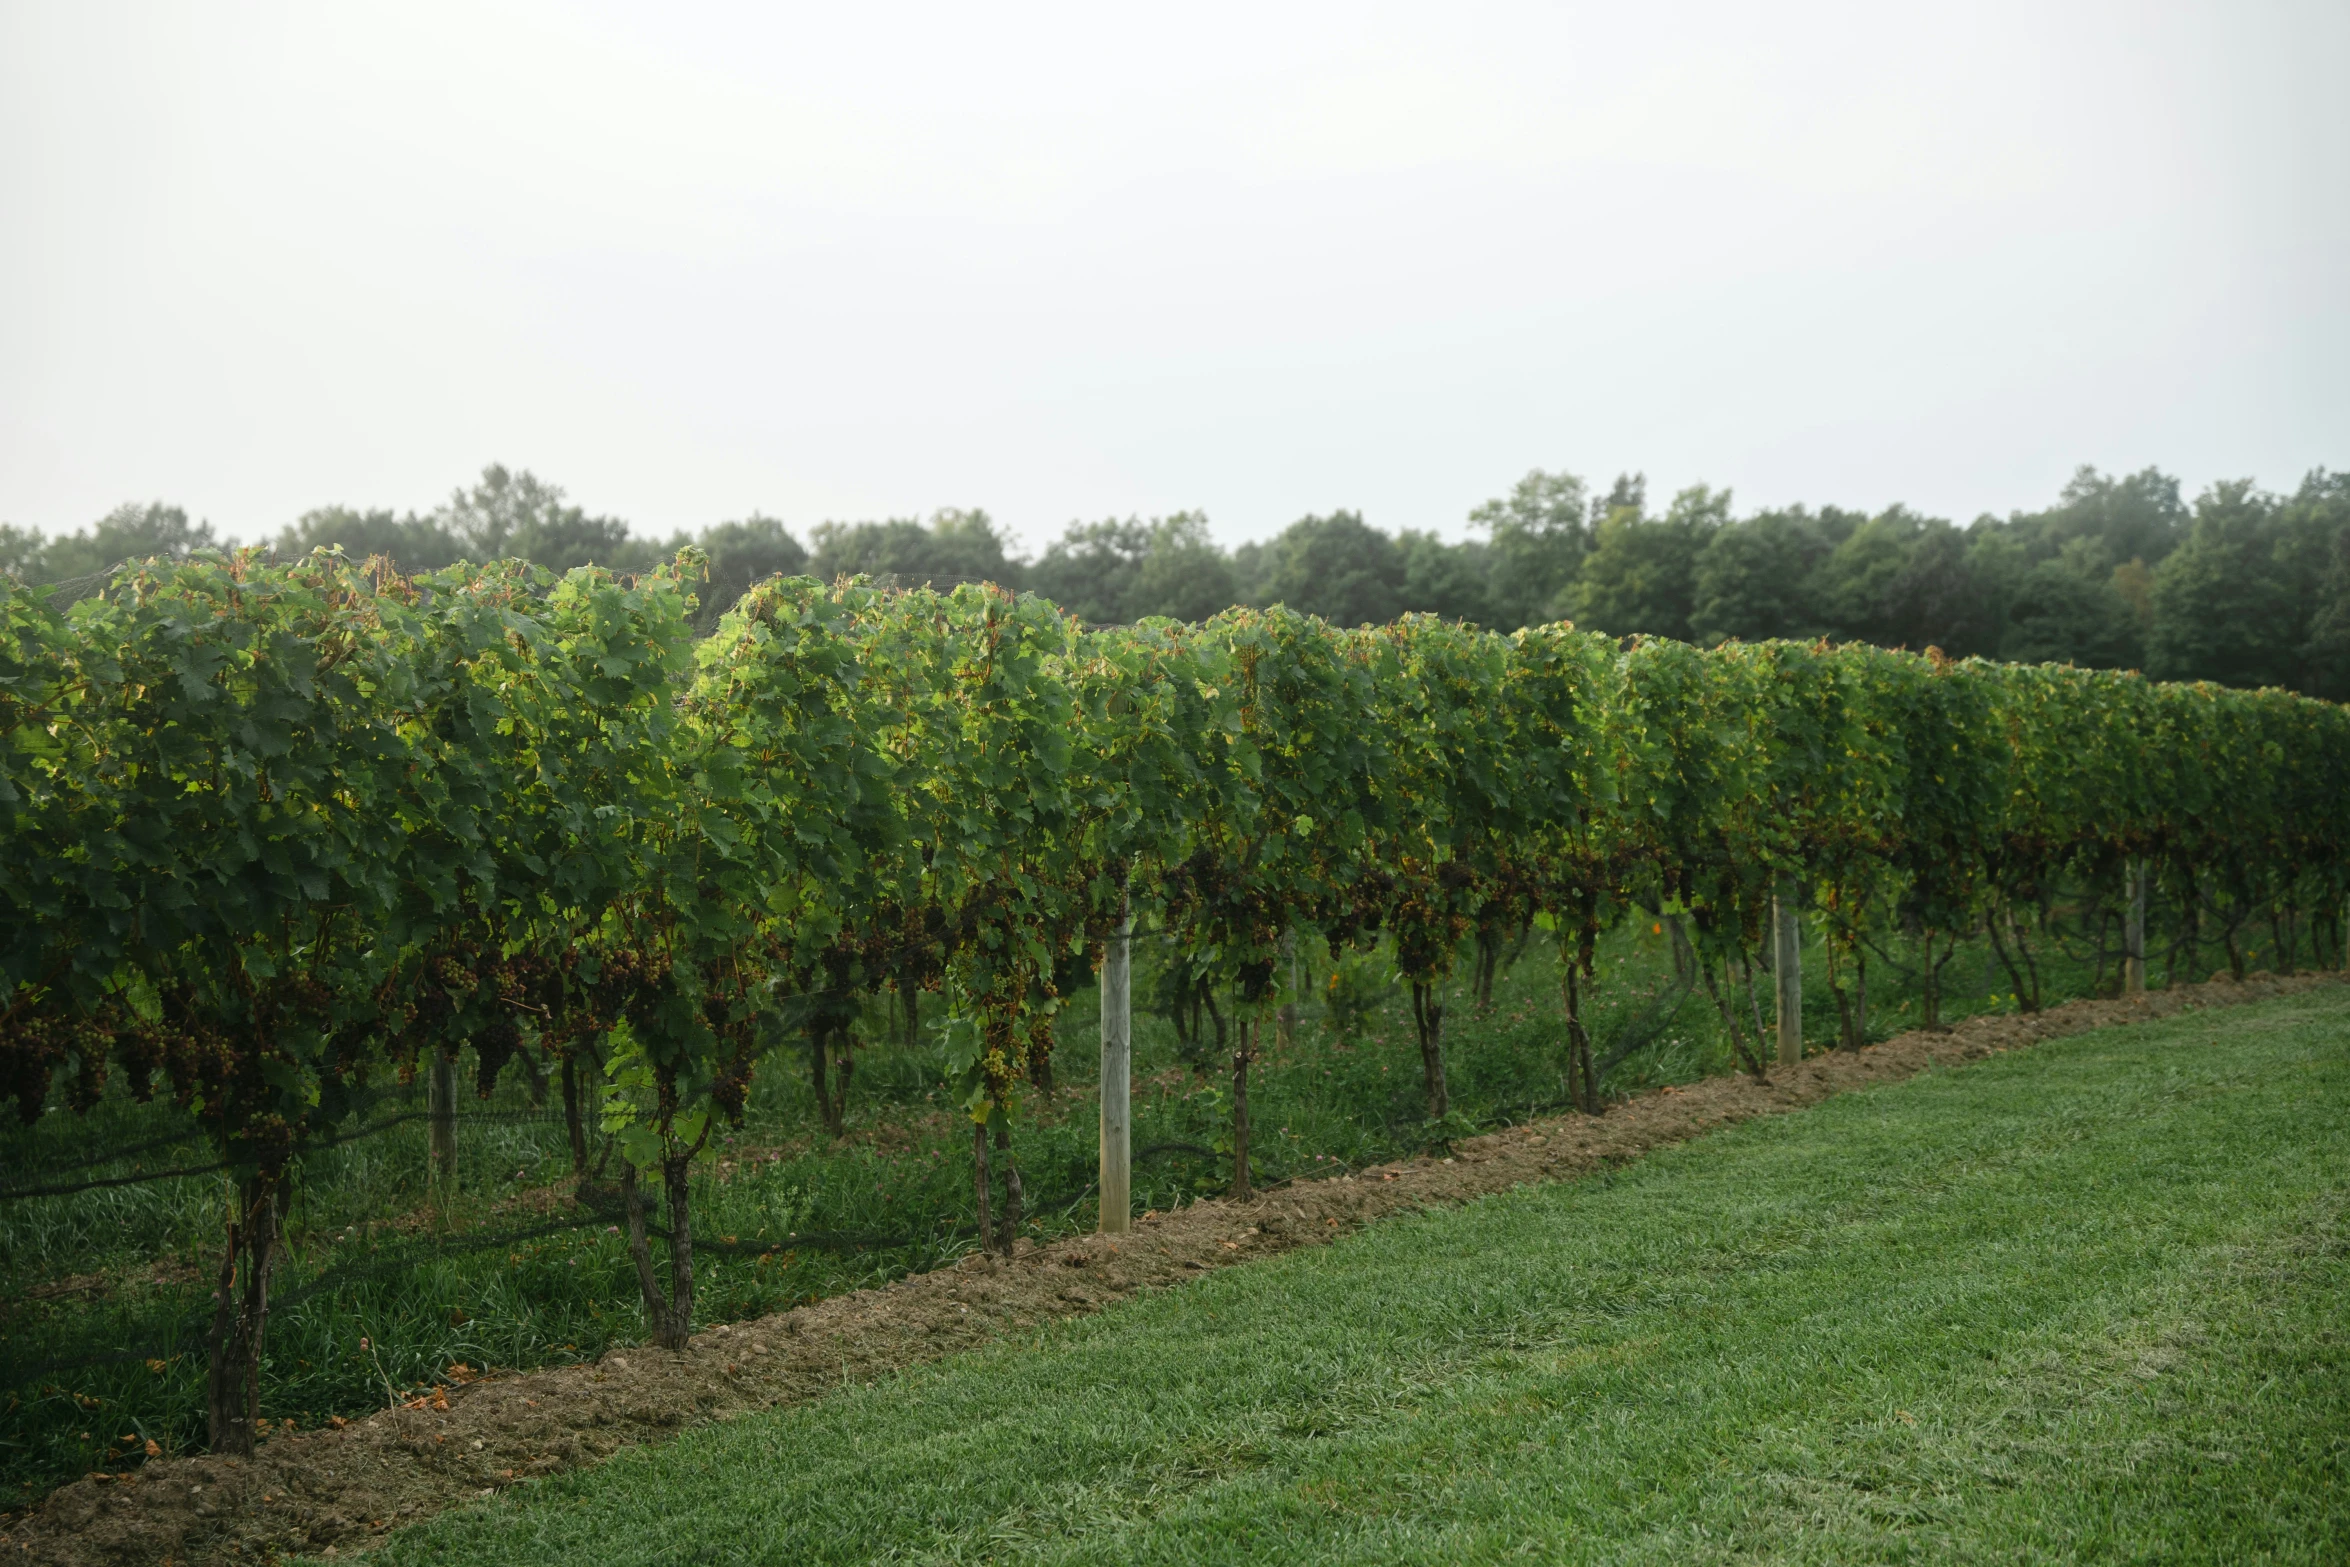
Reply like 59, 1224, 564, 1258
1126, 513, 1239, 622
436, 465, 654, 573
275, 506, 463, 572
1962, 465, 2186, 646
1812, 511, 1899, 628
1818, 506, 1956, 647
1467, 468, 1588, 628
2266, 469, 2350, 692
1259, 511, 1405, 627
2031, 465, 2188, 568
274, 475, 807, 628
1029, 512, 1245, 625
693, 515, 809, 632
1962, 520, 2035, 646
1029, 517, 1149, 623
2275, 470, 2350, 698
1594, 473, 1646, 518
1689, 505, 1838, 645
1567, 480, 1721, 642
807, 507, 1019, 589
0, 524, 44, 581
2000, 540, 2142, 669
2146, 479, 2298, 687
1397, 531, 1495, 624
1888, 521, 1998, 657
1229, 537, 1275, 607
2110, 556, 2155, 631
2303, 536, 2350, 702
32, 503, 222, 597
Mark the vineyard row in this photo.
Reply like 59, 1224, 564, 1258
4, 548, 2345, 1455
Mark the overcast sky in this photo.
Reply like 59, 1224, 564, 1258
3, 1, 2343, 554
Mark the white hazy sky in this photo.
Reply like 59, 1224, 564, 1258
3, 1, 2344, 554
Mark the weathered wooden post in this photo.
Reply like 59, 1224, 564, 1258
1774, 876, 1803, 1067
1276, 927, 1298, 1047
428, 1044, 457, 1186
1098, 897, 1132, 1234
2124, 859, 2147, 997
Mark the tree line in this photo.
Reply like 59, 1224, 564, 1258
9, 459, 2349, 694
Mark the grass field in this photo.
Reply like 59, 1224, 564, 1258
4, 913, 2141, 1504
356, 985, 2350, 1565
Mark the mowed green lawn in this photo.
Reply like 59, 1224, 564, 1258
364, 990, 2350, 1566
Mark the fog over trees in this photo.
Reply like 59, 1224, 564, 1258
8, 458, 2348, 698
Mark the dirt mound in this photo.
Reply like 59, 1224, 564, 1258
5, 972, 2331, 1566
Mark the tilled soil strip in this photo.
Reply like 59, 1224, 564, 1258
7, 972, 2334, 1566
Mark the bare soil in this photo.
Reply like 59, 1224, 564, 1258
5, 971, 2333, 1567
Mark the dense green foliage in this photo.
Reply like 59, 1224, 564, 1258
3, 535, 2345, 1476
367, 987, 2350, 1566
11, 459, 2350, 693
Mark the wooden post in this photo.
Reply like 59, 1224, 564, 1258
2124, 859, 2147, 997
1276, 928, 1297, 1047
427, 1044, 457, 1186
1773, 876, 1802, 1068
1098, 897, 1132, 1234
